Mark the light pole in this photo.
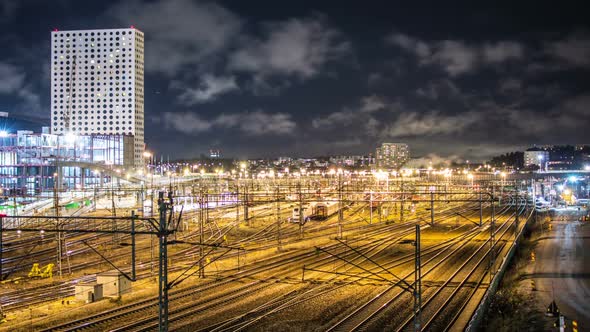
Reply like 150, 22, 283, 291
467, 173, 474, 188
143, 151, 153, 217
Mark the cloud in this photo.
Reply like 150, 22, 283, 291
162, 112, 213, 133
386, 33, 431, 57
387, 33, 524, 75
482, 41, 524, 63
312, 109, 355, 128
312, 95, 400, 137
381, 111, 481, 137
175, 74, 238, 105
561, 94, 590, 116
107, 0, 241, 75
0, 1, 19, 21
415, 79, 461, 100
429, 40, 478, 76
498, 78, 522, 93
0, 62, 41, 112
229, 17, 350, 79
545, 31, 590, 68
228, 111, 296, 135
360, 95, 386, 113
312, 94, 391, 129
163, 110, 296, 136
0, 62, 25, 93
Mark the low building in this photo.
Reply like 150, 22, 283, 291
97, 271, 132, 297
75, 283, 103, 303
547, 160, 574, 171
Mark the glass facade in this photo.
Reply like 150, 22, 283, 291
0, 130, 130, 195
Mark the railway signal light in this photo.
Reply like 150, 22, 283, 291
531, 251, 536, 262
546, 300, 560, 317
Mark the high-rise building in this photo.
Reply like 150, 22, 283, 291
376, 143, 409, 169
50, 28, 145, 168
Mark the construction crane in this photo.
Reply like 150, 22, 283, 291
63, 55, 77, 134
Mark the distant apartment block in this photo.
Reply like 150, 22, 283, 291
376, 143, 409, 169
524, 149, 549, 169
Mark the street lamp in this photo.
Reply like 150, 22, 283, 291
467, 173, 474, 187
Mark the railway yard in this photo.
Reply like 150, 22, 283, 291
0, 176, 531, 331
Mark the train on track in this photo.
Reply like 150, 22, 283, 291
290, 201, 340, 223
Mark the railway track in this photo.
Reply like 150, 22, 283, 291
38, 217, 423, 331
2, 186, 511, 331
323, 203, 527, 331
61, 202, 485, 331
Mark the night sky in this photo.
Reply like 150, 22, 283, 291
1, 0, 589, 161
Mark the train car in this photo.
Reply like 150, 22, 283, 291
313, 201, 340, 220
291, 203, 315, 223
364, 191, 381, 209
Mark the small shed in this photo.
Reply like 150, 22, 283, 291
74, 283, 103, 303
97, 271, 132, 297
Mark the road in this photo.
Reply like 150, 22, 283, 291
532, 219, 590, 327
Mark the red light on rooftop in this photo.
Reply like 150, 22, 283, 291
53, 28, 59, 32
130, 25, 135, 29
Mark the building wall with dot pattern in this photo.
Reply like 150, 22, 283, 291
50, 28, 145, 167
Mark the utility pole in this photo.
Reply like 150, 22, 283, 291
490, 194, 496, 282
0, 215, 3, 281
338, 173, 343, 238
157, 191, 172, 332
515, 185, 519, 240
199, 193, 206, 278
400, 181, 405, 223
276, 186, 282, 251
414, 224, 422, 331
369, 191, 373, 224
479, 191, 483, 227
236, 186, 240, 223
244, 186, 249, 225
53, 177, 63, 278
430, 191, 434, 226
93, 186, 97, 212
111, 178, 117, 244
298, 182, 304, 238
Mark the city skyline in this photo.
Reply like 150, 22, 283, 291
0, 1, 589, 160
